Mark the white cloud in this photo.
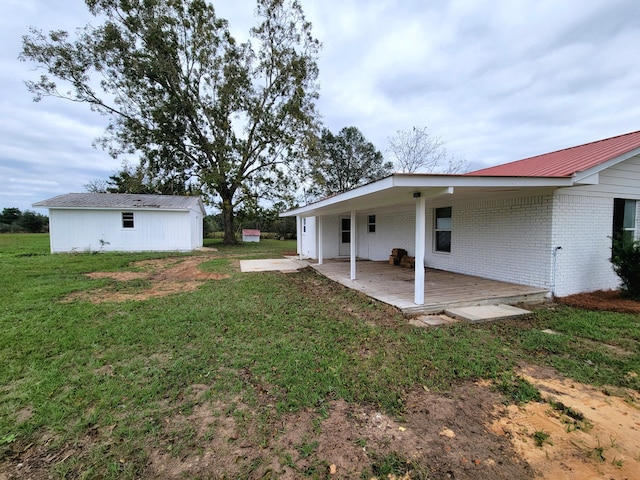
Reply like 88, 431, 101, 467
1, 0, 639, 211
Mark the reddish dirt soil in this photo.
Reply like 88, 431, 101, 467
558, 289, 640, 313
63, 256, 229, 303
493, 364, 640, 480
7, 372, 637, 480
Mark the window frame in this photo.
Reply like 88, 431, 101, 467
613, 198, 637, 243
122, 211, 135, 229
434, 206, 452, 253
367, 215, 376, 234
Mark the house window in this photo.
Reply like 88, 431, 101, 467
368, 215, 376, 233
613, 198, 637, 243
434, 207, 452, 252
302, 217, 307, 234
341, 218, 350, 243
122, 212, 135, 229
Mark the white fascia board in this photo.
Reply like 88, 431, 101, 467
281, 174, 573, 217
43, 206, 190, 212
281, 176, 396, 216
573, 172, 599, 185
393, 174, 573, 188
573, 148, 640, 183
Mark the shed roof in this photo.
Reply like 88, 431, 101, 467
33, 193, 205, 214
467, 130, 640, 177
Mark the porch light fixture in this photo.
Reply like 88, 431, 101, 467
413, 192, 421, 198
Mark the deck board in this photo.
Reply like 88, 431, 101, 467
311, 260, 548, 314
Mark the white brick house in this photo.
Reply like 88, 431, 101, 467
33, 193, 206, 253
283, 131, 640, 304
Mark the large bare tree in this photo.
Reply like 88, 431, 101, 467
21, 0, 320, 243
388, 126, 468, 174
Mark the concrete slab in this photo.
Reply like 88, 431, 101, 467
444, 304, 531, 322
410, 314, 459, 327
240, 258, 308, 273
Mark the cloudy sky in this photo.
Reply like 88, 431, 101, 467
2, 0, 639, 212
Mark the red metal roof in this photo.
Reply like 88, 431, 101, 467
242, 229, 261, 236
466, 130, 640, 177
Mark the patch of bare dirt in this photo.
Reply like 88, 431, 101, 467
129, 368, 640, 479
492, 364, 640, 480
63, 255, 230, 303
558, 289, 640, 313
141, 381, 532, 480
4, 366, 640, 480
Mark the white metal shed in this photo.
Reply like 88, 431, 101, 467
33, 193, 206, 253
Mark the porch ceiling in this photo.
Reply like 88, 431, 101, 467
283, 174, 573, 217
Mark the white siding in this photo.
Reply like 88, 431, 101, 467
320, 216, 340, 258
49, 209, 198, 252
304, 214, 417, 260
356, 213, 416, 260
190, 210, 203, 249
563, 155, 640, 198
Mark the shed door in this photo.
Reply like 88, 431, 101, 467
339, 217, 350, 256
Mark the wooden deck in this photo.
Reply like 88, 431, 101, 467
311, 260, 548, 314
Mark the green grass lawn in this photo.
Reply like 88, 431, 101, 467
0, 234, 638, 478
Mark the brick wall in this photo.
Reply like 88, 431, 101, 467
300, 179, 639, 296
426, 194, 555, 289
551, 194, 619, 296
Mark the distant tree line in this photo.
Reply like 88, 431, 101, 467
204, 202, 296, 240
0, 208, 49, 233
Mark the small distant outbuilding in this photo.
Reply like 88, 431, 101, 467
242, 229, 261, 242
33, 193, 206, 253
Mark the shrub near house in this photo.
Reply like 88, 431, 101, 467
611, 238, 640, 299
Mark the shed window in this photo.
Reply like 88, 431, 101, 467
302, 217, 307, 233
122, 212, 135, 229
368, 215, 376, 233
613, 198, 636, 243
434, 207, 452, 253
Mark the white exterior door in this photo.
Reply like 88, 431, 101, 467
339, 217, 351, 256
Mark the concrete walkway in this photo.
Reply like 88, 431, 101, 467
240, 258, 309, 273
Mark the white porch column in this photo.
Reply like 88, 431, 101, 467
414, 195, 426, 304
317, 216, 324, 265
350, 210, 357, 280
296, 216, 302, 258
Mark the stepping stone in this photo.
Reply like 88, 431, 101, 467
410, 314, 458, 327
445, 304, 531, 322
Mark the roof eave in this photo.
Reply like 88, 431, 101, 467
573, 146, 640, 183
281, 174, 574, 217
32, 205, 195, 212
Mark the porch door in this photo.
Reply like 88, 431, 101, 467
339, 217, 351, 256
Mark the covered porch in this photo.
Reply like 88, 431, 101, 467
311, 259, 548, 314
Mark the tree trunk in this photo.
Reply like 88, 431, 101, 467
221, 197, 237, 244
